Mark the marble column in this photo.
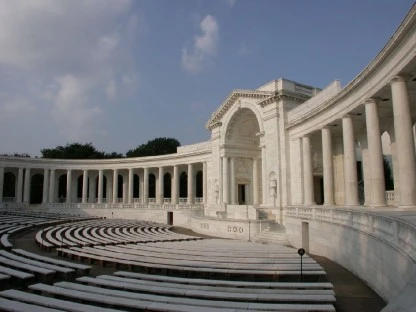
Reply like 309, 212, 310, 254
23, 168, 31, 204
187, 164, 194, 204
202, 162, 207, 204
106, 175, 112, 203
158, 167, 164, 204
97, 170, 103, 204
88, 175, 96, 203
82, 170, 88, 204
42, 169, 49, 204
302, 136, 315, 205
364, 98, 386, 206
16, 168, 23, 203
0, 168, 3, 202
390, 76, 416, 206
122, 174, 128, 203
66, 170, 72, 203
253, 158, 259, 205
322, 127, 335, 205
342, 115, 359, 206
128, 169, 133, 204
222, 157, 229, 204
172, 165, 178, 204
261, 146, 267, 205
48, 169, 55, 203
230, 158, 236, 204
139, 171, 144, 203
143, 168, 149, 204
112, 169, 118, 204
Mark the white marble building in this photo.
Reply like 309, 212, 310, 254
2, 4, 416, 311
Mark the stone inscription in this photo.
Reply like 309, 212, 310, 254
200, 223, 209, 230
227, 225, 244, 233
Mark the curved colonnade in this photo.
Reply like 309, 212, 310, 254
0, 3, 416, 311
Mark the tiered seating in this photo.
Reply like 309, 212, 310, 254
0, 271, 335, 311
57, 239, 326, 282
0, 210, 100, 250
0, 215, 336, 311
37, 219, 202, 250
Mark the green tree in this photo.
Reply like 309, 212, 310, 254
383, 156, 394, 190
126, 137, 180, 157
41, 143, 123, 159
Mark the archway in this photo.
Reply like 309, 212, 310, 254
3, 172, 16, 200
224, 107, 261, 205
164, 173, 171, 199
196, 171, 203, 198
179, 172, 187, 199
148, 174, 156, 199
30, 174, 43, 204
133, 174, 140, 199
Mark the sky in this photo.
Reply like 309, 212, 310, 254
0, 0, 414, 156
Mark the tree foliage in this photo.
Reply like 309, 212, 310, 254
41, 143, 123, 159
126, 137, 180, 158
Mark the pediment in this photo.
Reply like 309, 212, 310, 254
205, 89, 274, 131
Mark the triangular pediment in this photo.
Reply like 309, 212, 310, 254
205, 89, 274, 130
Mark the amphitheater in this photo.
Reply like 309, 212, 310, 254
1, 4, 416, 312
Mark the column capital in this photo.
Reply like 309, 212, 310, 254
389, 75, 408, 85
342, 113, 352, 120
362, 97, 379, 105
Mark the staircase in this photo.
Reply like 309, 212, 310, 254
253, 222, 290, 245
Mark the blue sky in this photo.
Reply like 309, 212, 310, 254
0, 0, 414, 156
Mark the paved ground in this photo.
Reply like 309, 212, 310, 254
11, 227, 386, 311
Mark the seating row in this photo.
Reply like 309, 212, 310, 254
36, 219, 202, 250
0, 272, 336, 311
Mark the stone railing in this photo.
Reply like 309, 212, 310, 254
46, 202, 203, 211
2, 197, 16, 203
287, 80, 341, 124
385, 190, 396, 206
285, 206, 416, 262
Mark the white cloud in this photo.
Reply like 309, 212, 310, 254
181, 15, 219, 74
0, 0, 141, 149
224, 0, 237, 8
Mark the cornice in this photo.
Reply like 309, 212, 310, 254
286, 3, 416, 129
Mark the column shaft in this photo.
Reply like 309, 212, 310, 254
143, 168, 149, 204
97, 170, 103, 204
342, 115, 359, 205
391, 76, 416, 206
48, 170, 55, 203
82, 170, 88, 203
222, 157, 229, 204
202, 162, 207, 204
66, 170, 72, 203
172, 166, 178, 204
158, 167, 164, 204
365, 99, 386, 206
42, 169, 49, 204
322, 127, 335, 205
23, 168, 31, 204
128, 169, 134, 204
230, 158, 236, 204
187, 164, 194, 204
253, 158, 259, 205
112, 169, 118, 204
302, 136, 315, 205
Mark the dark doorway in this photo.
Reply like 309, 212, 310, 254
167, 211, 173, 225
238, 184, 246, 205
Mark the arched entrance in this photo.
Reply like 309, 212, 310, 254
223, 107, 262, 205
